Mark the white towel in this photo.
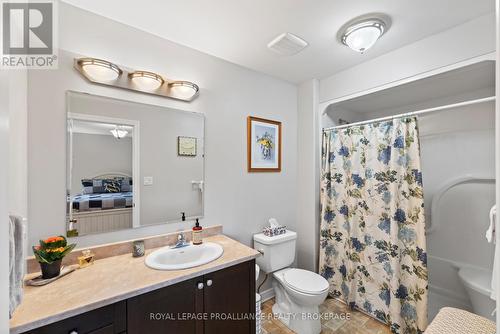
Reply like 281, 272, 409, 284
487, 206, 497, 300
9, 215, 27, 318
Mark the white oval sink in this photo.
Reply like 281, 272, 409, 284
145, 242, 224, 270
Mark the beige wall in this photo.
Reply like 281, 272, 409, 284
0, 68, 11, 334
27, 3, 298, 249
71, 133, 133, 196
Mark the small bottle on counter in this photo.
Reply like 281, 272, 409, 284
192, 219, 203, 245
78, 249, 95, 268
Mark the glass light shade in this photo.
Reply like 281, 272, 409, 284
110, 127, 128, 139
129, 71, 164, 90
169, 81, 199, 100
78, 58, 122, 81
341, 19, 386, 53
345, 26, 381, 52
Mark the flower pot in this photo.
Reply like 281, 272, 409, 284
40, 259, 62, 279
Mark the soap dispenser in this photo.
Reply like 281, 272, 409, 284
192, 219, 203, 245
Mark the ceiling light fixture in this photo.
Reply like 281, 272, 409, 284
129, 70, 164, 90
339, 15, 390, 53
77, 58, 122, 81
110, 126, 128, 139
169, 81, 199, 100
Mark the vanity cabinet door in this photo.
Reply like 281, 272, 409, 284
21, 301, 126, 334
203, 260, 256, 334
127, 277, 203, 334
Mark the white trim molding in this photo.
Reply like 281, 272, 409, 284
66, 110, 141, 230
259, 288, 275, 303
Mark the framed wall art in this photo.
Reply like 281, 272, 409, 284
247, 116, 282, 172
178, 136, 197, 156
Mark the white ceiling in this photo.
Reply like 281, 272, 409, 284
62, 0, 495, 83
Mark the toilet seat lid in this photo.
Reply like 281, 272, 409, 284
283, 269, 329, 295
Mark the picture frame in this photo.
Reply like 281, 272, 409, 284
178, 136, 197, 156
247, 116, 282, 172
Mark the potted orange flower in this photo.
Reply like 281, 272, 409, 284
33, 236, 76, 279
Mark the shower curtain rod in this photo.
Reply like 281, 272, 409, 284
323, 96, 496, 132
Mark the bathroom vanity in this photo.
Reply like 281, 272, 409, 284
10, 234, 258, 334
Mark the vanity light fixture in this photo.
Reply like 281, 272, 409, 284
339, 15, 390, 53
77, 58, 122, 81
110, 126, 128, 139
129, 70, 164, 90
74, 57, 200, 102
169, 81, 199, 100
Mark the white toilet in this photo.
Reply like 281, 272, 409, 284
254, 230, 329, 334
458, 266, 495, 321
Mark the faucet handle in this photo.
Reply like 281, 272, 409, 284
171, 232, 189, 249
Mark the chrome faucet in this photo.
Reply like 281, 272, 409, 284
171, 233, 190, 249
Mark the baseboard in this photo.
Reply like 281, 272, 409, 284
259, 288, 275, 302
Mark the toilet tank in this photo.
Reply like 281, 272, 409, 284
253, 230, 297, 273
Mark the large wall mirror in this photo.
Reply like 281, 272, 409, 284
66, 91, 204, 237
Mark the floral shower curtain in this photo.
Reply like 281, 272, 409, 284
319, 117, 428, 334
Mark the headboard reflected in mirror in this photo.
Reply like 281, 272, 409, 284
66, 91, 204, 237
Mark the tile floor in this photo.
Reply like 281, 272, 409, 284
261, 297, 392, 334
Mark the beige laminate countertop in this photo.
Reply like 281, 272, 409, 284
10, 234, 260, 334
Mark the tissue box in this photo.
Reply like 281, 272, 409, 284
262, 226, 287, 237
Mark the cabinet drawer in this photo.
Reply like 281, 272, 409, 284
22, 301, 126, 334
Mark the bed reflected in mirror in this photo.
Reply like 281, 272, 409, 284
67, 117, 137, 236
66, 91, 205, 237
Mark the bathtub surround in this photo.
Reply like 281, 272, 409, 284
458, 266, 496, 320
320, 118, 428, 333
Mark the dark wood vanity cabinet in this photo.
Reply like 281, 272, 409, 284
127, 260, 256, 334
127, 277, 201, 334
23, 260, 255, 334
203, 261, 255, 334
22, 302, 127, 334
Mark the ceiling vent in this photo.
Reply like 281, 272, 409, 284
267, 32, 308, 56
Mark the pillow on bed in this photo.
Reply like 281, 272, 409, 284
81, 179, 96, 194
103, 179, 121, 193
81, 178, 122, 194
119, 177, 133, 192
